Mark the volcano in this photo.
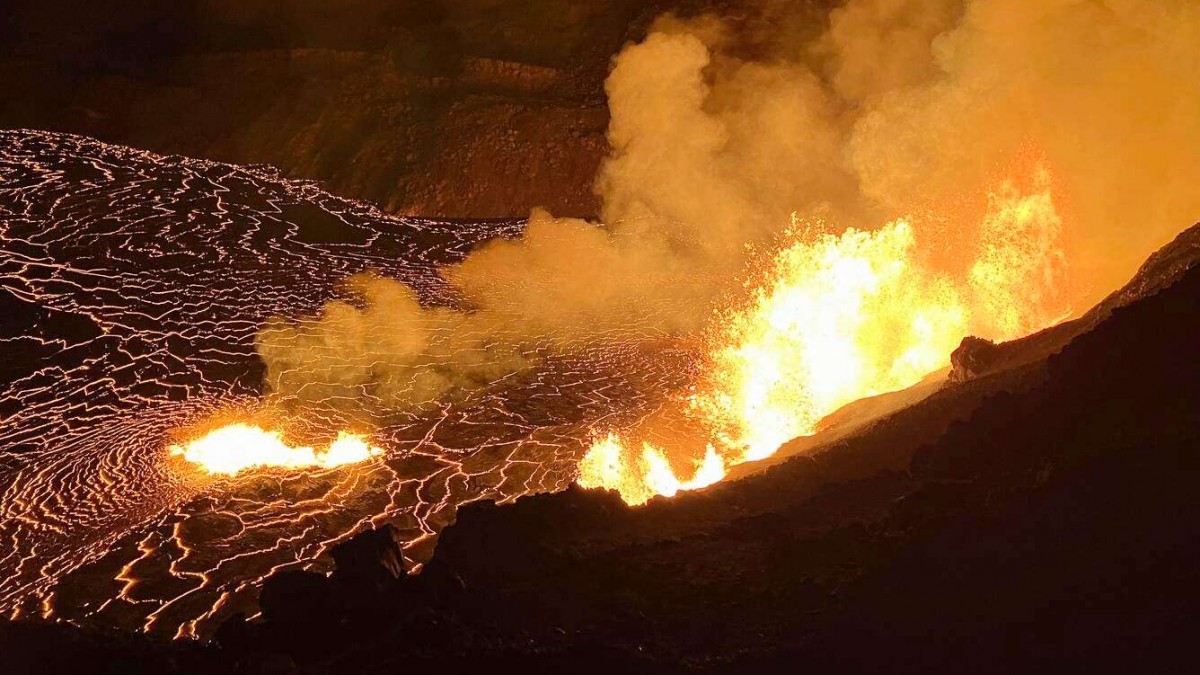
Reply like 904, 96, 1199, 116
191, 222, 1200, 674
5, 0, 1200, 670
3, 128, 1198, 671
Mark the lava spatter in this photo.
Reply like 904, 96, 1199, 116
169, 424, 384, 476
580, 175, 1071, 505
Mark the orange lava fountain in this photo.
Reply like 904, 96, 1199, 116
578, 434, 727, 507
170, 424, 383, 476
579, 171, 1069, 505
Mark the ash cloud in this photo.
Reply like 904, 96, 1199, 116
258, 0, 1200, 418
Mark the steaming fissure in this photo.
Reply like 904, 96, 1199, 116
580, 174, 1068, 504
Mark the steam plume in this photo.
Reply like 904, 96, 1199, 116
258, 0, 1200, 421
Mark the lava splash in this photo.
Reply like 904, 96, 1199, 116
580, 172, 1070, 505
170, 424, 383, 476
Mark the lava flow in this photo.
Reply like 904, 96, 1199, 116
580, 173, 1069, 505
170, 424, 383, 476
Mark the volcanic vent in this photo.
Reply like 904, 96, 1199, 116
4, 0, 1200, 652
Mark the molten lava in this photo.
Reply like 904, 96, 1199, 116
579, 174, 1070, 505
577, 434, 726, 506
969, 167, 1070, 339
169, 424, 383, 476
693, 219, 967, 464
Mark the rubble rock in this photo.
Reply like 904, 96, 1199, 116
949, 336, 1000, 382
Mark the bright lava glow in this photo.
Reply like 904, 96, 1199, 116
578, 433, 727, 506
580, 172, 1069, 505
693, 219, 968, 464
170, 423, 383, 476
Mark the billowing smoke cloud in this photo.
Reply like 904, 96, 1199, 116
258, 0, 1200, 419
838, 0, 1200, 291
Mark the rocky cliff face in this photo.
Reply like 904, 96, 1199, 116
0, 0, 754, 217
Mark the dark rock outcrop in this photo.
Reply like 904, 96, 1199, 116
948, 335, 999, 382
329, 524, 406, 589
